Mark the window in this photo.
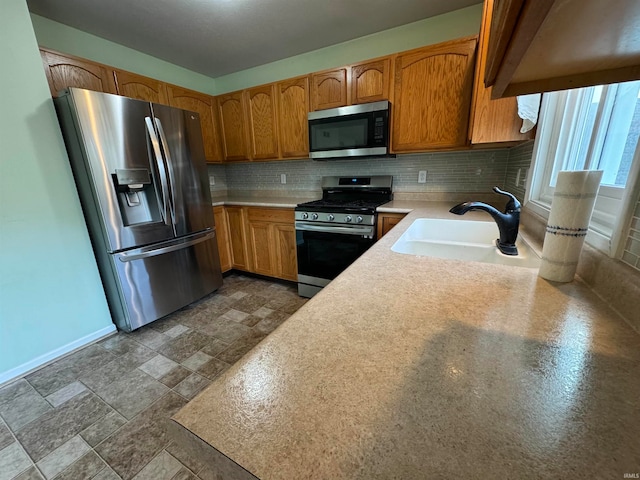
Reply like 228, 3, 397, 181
527, 80, 640, 253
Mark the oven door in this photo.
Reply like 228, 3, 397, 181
296, 221, 375, 297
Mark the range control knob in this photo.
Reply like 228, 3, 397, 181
327, 214, 335, 221
345, 215, 352, 223
312, 213, 319, 220
302, 212, 309, 219
356, 216, 363, 224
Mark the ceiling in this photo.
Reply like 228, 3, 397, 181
27, 0, 479, 78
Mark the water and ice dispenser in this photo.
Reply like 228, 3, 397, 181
113, 168, 161, 226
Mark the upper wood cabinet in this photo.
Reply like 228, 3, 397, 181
218, 79, 309, 162
217, 91, 250, 162
485, 0, 640, 99
276, 76, 309, 159
246, 85, 280, 160
40, 48, 117, 97
392, 37, 477, 152
114, 70, 169, 104
167, 85, 223, 163
350, 58, 392, 105
310, 68, 348, 111
469, 0, 534, 144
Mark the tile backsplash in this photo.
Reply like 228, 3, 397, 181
504, 141, 534, 202
208, 143, 640, 275
621, 196, 640, 271
212, 149, 514, 197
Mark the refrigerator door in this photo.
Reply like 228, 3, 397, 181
61, 89, 175, 252
151, 103, 214, 237
111, 229, 223, 331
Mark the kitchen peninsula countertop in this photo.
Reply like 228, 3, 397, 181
171, 202, 640, 479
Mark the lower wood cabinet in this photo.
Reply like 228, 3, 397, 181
377, 212, 407, 239
213, 206, 232, 272
217, 206, 297, 281
246, 207, 297, 281
225, 206, 251, 271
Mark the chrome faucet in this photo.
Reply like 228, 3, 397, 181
449, 187, 521, 255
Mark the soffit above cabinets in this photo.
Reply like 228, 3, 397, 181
485, 0, 640, 98
27, 0, 479, 78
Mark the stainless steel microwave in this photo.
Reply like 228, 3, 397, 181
308, 100, 391, 159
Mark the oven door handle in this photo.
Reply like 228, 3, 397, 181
295, 223, 374, 236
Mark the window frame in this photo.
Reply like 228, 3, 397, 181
525, 84, 640, 256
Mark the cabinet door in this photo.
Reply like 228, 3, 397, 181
310, 69, 348, 111
376, 213, 407, 239
277, 76, 309, 159
167, 86, 223, 163
217, 92, 250, 162
226, 206, 250, 271
213, 207, 232, 272
246, 85, 280, 160
274, 224, 297, 281
469, 0, 534, 144
351, 58, 392, 104
40, 49, 117, 97
114, 70, 169, 104
247, 222, 275, 277
393, 37, 477, 152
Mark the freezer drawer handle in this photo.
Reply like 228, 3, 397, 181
116, 230, 215, 262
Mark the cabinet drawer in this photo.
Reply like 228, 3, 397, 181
246, 207, 294, 224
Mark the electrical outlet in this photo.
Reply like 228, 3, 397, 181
280, 173, 287, 184
209, 175, 215, 186
515, 168, 521, 186
524, 168, 529, 185
418, 170, 427, 183
476, 168, 483, 176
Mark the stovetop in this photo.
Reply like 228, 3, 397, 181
296, 198, 388, 214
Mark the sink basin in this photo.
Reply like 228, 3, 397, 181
391, 218, 540, 268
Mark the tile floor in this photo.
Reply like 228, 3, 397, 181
0, 274, 307, 480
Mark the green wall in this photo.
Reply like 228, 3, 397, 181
0, 0, 114, 382
214, 4, 483, 93
30, 4, 482, 96
30, 13, 217, 95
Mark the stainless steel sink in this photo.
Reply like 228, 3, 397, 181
391, 218, 540, 268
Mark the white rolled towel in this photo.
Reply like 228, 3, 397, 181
538, 170, 603, 282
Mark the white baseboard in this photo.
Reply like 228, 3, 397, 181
0, 325, 117, 386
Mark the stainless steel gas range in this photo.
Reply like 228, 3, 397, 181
295, 176, 393, 297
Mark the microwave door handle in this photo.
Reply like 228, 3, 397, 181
145, 117, 171, 226
154, 117, 176, 226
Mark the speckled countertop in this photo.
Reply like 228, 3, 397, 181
172, 202, 640, 479
211, 192, 318, 208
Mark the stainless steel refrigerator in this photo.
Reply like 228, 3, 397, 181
55, 88, 223, 332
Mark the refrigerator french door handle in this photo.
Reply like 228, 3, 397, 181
154, 117, 177, 227
115, 229, 216, 262
144, 117, 171, 227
